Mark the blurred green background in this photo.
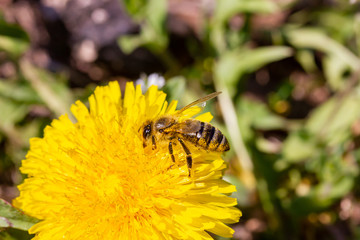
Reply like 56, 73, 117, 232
1, 0, 360, 239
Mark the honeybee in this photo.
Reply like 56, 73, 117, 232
140, 92, 230, 177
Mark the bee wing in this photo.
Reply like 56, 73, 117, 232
176, 91, 221, 115
173, 120, 202, 134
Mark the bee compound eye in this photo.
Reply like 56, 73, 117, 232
143, 124, 152, 139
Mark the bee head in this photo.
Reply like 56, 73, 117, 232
142, 123, 152, 140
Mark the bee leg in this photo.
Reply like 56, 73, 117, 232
178, 138, 192, 177
152, 135, 157, 150
168, 142, 176, 163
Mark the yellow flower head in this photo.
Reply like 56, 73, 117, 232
14, 81, 241, 240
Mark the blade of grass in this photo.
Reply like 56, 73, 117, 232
20, 59, 74, 120
214, 79, 255, 188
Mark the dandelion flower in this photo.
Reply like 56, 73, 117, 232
14, 81, 241, 240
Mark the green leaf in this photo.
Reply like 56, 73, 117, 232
122, 0, 147, 17
0, 229, 33, 240
289, 177, 353, 216
287, 27, 360, 70
236, 96, 289, 142
256, 137, 281, 154
316, 11, 354, 43
0, 232, 17, 240
118, 35, 145, 54
161, 76, 186, 103
290, 26, 357, 91
282, 130, 317, 162
119, 0, 167, 54
0, 80, 42, 104
295, 50, 318, 73
18, 120, 44, 146
215, 46, 292, 94
0, 20, 29, 58
0, 199, 39, 231
306, 91, 360, 144
20, 60, 74, 118
211, 0, 279, 51
0, 96, 28, 125
323, 176, 354, 199
214, 0, 279, 24
323, 55, 350, 91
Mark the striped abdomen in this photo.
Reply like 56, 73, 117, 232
178, 120, 230, 152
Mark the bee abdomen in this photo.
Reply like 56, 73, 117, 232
196, 122, 230, 152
